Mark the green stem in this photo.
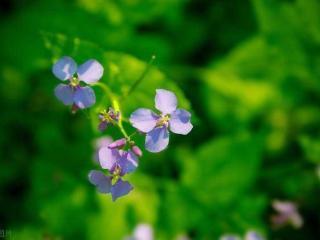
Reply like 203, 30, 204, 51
123, 55, 156, 98
110, 98, 130, 139
93, 82, 114, 99
117, 122, 129, 139
93, 82, 131, 139
129, 131, 138, 138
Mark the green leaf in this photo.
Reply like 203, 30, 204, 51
182, 133, 263, 208
299, 136, 320, 163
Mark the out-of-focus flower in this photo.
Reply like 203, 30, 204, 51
219, 234, 241, 240
98, 107, 120, 131
244, 231, 265, 240
52, 56, 103, 109
88, 146, 138, 201
130, 89, 193, 152
124, 223, 154, 240
271, 200, 303, 229
220, 230, 265, 240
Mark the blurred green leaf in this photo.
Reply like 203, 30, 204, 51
182, 134, 263, 207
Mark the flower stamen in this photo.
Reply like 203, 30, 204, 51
111, 165, 122, 184
156, 114, 170, 127
69, 77, 80, 88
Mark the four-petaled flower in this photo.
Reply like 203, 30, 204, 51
88, 142, 138, 201
53, 56, 103, 109
130, 89, 193, 152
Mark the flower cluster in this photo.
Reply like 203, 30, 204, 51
52, 56, 193, 201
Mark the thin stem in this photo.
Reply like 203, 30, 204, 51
129, 131, 138, 138
117, 122, 129, 139
93, 82, 131, 139
93, 82, 114, 99
110, 98, 130, 139
124, 55, 156, 98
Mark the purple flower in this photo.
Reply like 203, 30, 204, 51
219, 235, 241, 240
88, 146, 138, 201
271, 200, 303, 229
130, 89, 193, 152
52, 56, 103, 109
244, 231, 265, 240
98, 107, 120, 131
124, 224, 154, 240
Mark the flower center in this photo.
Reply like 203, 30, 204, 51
156, 114, 170, 127
69, 77, 80, 88
99, 109, 114, 122
111, 165, 122, 184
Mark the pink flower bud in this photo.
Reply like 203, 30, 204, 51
108, 138, 127, 149
132, 145, 142, 157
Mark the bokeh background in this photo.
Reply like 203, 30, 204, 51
1, 0, 320, 239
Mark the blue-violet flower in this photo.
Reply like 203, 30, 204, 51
130, 89, 193, 152
88, 143, 138, 201
52, 56, 103, 109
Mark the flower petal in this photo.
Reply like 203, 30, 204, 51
119, 151, 138, 174
88, 170, 111, 193
98, 147, 120, 170
272, 200, 296, 214
290, 213, 303, 229
244, 231, 265, 240
145, 126, 169, 153
111, 179, 133, 201
54, 84, 74, 105
98, 121, 108, 132
130, 108, 159, 133
74, 86, 96, 109
133, 224, 154, 240
52, 56, 77, 80
93, 137, 113, 163
219, 235, 241, 240
169, 109, 193, 135
77, 59, 104, 84
155, 89, 177, 114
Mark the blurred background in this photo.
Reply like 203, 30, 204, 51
1, 0, 320, 239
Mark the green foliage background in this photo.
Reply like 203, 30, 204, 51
0, 0, 320, 239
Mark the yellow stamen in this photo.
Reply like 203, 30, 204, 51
99, 109, 114, 122
70, 77, 79, 88
112, 165, 122, 184
156, 114, 170, 127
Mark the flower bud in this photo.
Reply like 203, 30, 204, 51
132, 145, 142, 157
108, 138, 127, 149
98, 121, 108, 132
